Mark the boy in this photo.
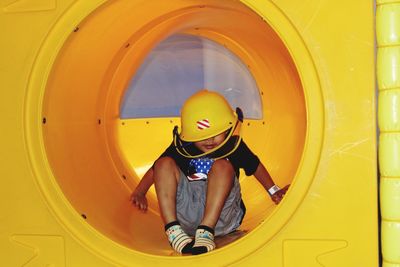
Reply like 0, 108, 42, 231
131, 90, 288, 255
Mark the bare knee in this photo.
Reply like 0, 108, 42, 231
153, 157, 179, 181
154, 156, 176, 170
209, 159, 234, 181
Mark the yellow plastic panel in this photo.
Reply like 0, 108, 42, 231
377, 1, 400, 266
379, 89, 400, 131
283, 240, 348, 267
0, 0, 378, 266
382, 221, 400, 262
377, 47, 400, 90
378, 0, 400, 5
384, 263, 400, 267
381, 178, 400, 219
383, 263, 400, 267
376, 3, 400, 46
380, 133, 400, 177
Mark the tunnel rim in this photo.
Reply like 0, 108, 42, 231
24, 0, 324, 265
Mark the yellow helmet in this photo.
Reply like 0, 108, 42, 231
173, 89, 243, 159
179, 90, 237, 142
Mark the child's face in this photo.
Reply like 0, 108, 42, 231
194, 132, 227, 153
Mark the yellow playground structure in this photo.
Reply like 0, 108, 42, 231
0, 0, 398, 266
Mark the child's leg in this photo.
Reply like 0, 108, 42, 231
201, 159, 235, 227
153, 157, 180, 224
153, 157, 193, 253
192, 159, 235, 254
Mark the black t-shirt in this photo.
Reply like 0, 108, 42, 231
158, 139, 260, 179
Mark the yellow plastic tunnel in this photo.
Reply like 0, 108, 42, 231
0, 0, 379, 266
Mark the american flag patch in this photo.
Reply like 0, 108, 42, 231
187, 158, 214, 181
197, 119, 210, 130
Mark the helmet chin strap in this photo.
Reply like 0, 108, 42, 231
173, 107, 244, 160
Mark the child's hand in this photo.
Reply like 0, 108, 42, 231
271, 184, 289, 204
130, 190, 148, 211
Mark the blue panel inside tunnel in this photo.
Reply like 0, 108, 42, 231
120, 34, 262, 119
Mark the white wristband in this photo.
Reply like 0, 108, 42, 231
267, 185, 281, 196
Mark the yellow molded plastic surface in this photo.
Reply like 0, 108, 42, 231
377, 47, 400, 89
378, 0, 400, 266
382, 221, 400, 262
0, 0, 378, 266
378, 90, 400, 131
380, 178, 400, 220
376, 3, 400, 45
383, 263, 400, 267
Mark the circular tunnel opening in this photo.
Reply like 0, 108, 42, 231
42, 0, 306, 256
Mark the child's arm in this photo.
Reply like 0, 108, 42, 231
253, 162, 288, 204
130, 167, 154, 211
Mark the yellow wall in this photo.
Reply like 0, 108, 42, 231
0, 0, 378, 266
